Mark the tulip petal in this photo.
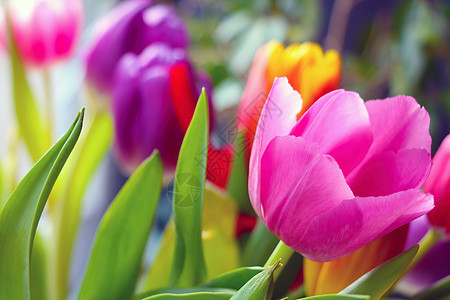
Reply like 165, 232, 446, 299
349, 148, 431, 197
426, 135, 450, 237
138, 65, 184, 170
259, 135, 354, 242
364, 95, 432, 156
290, 90, 373, 176
113, 54, 141, 167
85, 0, 150, 92
296, 190, 433, 262
248, 77, 302, 215
237, 43, 277, 146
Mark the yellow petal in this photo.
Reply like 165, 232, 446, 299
303, 226, 408, 295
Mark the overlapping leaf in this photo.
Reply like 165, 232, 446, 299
170, 89, 209, 287
77, 152, 163, 300
0, 109, 84, 299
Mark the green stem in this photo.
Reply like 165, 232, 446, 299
43, 68, 53, 145
264, 240, 294, 280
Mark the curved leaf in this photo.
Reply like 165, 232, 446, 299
230, 260, 280, 300
301, 295, 369, 300
0, 109, 84, 299
136, 287, 236, 299
226, 132, 252, 213
339, 245, 419, 299
241, 219, 279, 266
143, 185, 239, 291
55, 111, 113, 299
77, 152, 163, 300
202, 267, 264, 290
142, 291, 234, 300
171, 89, 209, 287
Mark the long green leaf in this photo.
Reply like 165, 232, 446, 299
30, 232, 48, 300
301, 295, 369, 300
226, 132, 252, 213
339, 245, 419, 299
241, 219, 279, 266
202, 267, 264, 290
142, 185, 240, 291
6, 11, 49, 162
77, 151, 163, 300
136, 287, 236, 299
170, 89, 209, 287
229, 260, 280, 300
0, 109, 84, 299
142, 291, 234, 300
55, 111, 112, 299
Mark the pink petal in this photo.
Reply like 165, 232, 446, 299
295, 190, 434, 262
349, 149, 431, 197
426, 134, 450, 238
363, 95, 431, 157
290, 90, 373, 176
259, 135, 354, 243
248, 77, 302, 215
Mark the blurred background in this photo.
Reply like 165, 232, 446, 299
0, 0, 448, 298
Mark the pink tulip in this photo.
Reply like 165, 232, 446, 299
2, 0, 82, 67
249, 77, 434, 262
425, 134, 450, 238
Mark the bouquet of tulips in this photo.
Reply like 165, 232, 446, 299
0, 0, 448, 300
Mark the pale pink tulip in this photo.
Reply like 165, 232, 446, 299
3, 0, 82, 67
249, 77, 434, 262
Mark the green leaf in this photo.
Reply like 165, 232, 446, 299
6, 11, 49, 162
0, 109, 84, 299
201, 184, 239, 279
77, 152, 163, 300
241, 219, 279, 266
170, 89, 209, 287
412, 275, 450, 300
339, 245, 419, 299
142, 291, 234, 300
229, 260, 281, 300
137, 287, 236, 299
226, 132, 253, 213
143, 185, 239, 291
301, 295, 369, 300
202, 267, 264, 290
30, 232, 48, 300
142, 220, 175, 291
54, 111, 113, 299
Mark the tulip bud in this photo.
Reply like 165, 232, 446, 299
425, 134, 450, 238
112, 43, 212, 173
1, 0, 82, 67
85, 0, 188, 94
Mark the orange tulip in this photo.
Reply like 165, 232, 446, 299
237, 41, 341, 155
303, 226, 408, 295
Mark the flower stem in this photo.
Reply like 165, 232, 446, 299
264, 240, 294, 280
43, 68, 53, 145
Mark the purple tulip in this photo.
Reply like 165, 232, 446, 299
85, 0, 188, 93
112, 43, 212, 173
